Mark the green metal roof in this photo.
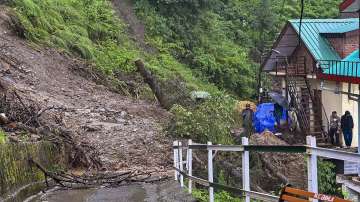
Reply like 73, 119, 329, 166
319, 20, 358, 34
289, 18, 359, 61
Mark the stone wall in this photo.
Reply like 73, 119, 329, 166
0, 142, 65, 201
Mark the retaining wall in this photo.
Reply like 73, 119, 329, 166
0, 142, 65, 201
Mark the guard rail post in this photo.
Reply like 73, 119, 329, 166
173, 140, 178, 181
188, 139, 193, 193
306, 136, 318, 202
179, 141, 184, 187
242, 137, 250, 202
208, 141, 214, 202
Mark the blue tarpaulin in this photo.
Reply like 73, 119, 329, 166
254, 103, 287, 133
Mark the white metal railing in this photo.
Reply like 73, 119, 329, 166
173, 136, 360, 202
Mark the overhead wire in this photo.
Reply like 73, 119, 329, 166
298, 0, 304, 46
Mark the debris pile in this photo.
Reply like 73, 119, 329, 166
250, 131, 307, 189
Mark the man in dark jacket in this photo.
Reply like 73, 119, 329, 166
341, 111, 354, 147
242, 104, 254, 137
274, 103, 283, 129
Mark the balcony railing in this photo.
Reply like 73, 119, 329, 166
317, 60, 360, 78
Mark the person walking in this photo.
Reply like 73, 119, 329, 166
341, 111, 354, 147
329, 111, 340, 146
242, 104, 254, 137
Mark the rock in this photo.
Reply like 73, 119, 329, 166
30, 134, 41, 141
120, 111, 127, 117
4, 68, 11, 74
0, 113, 9, 124
115, 118, 126, 123
6, 122, 16, 129
82, 124, 101, 132
8, 136, 20, 143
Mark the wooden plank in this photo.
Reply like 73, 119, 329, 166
284, 187, 351, 202
285, 187, 313, 197
281, 194, 309, 202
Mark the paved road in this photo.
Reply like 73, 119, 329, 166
31, 181, 195, 202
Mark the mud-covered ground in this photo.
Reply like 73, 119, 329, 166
0, 8, 172, 172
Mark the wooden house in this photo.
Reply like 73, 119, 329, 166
261, 0, 360, 146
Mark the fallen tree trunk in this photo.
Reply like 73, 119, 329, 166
135, 59, 170, 109
29, 158, 168, 189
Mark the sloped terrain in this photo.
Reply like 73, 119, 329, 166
0, 8, 171, 173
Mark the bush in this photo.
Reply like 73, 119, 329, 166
318, 160, 342, 196
169, 93, 236, 144
192, 188, 243, 202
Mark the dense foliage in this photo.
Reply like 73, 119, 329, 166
170, 94, 236, 144
134, 0, 342, 97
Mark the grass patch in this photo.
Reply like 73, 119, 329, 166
0, 130, 7, 144
192, 188, 243, 202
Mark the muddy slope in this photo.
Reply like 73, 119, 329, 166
0, 10, 171, 172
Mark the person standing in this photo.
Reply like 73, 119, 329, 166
329, 111, 340, 146
242, 104, 254, 137
341, 111, 354, 147
274, 103, 283, 129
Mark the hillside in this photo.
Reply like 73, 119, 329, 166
0, 6, 171, 172
0, 0, 343, 168
0, 0, 349, 200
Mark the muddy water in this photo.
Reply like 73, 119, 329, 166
31, 181, 195, 202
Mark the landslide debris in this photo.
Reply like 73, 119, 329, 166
0, 8, 172, 173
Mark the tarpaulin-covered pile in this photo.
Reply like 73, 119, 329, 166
254, 103, 287, 133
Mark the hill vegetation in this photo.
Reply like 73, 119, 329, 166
10, 0, 342, 144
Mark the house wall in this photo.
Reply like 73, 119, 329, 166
328, 37, 345, 58
324, 31, 358, 59
344, 30, 359, 57
289, 43, 316, 73
341, 83, 359, 147
308, 80, 359, 147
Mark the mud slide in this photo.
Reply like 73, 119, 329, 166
0, 8, 171, 173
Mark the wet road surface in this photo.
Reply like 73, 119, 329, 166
31, 181, 195, 202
